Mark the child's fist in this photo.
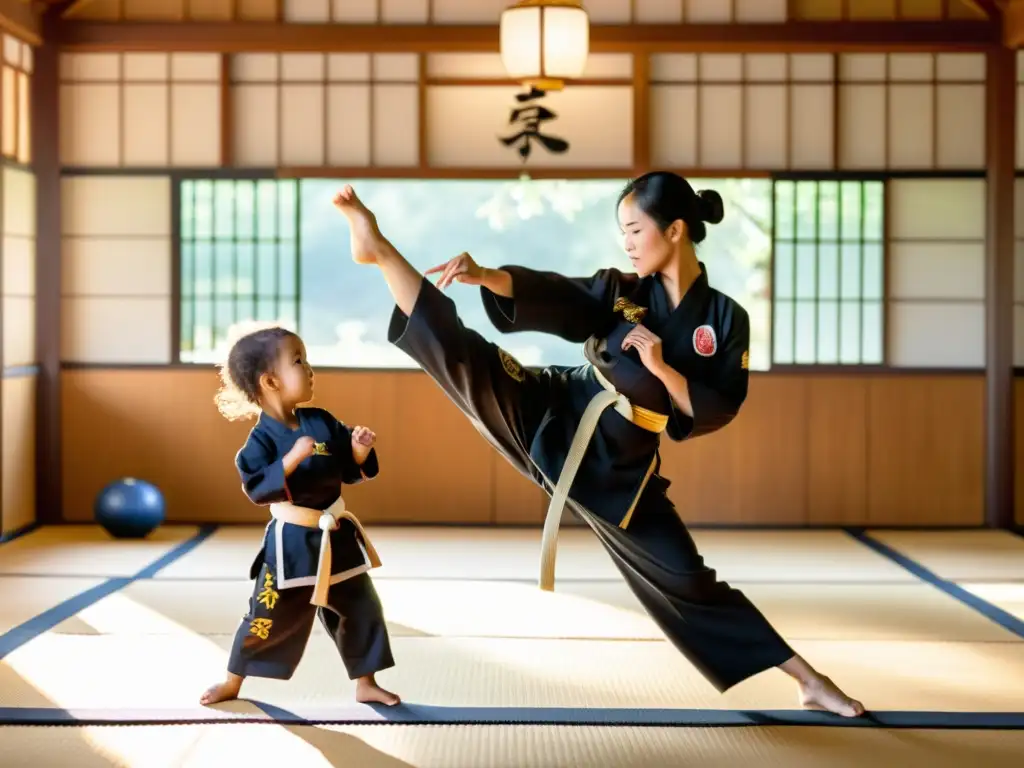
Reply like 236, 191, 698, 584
291, 435, 316, 460
351, 426, 375, 447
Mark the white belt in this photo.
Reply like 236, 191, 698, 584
270, 497, 381, 607
537, 365, 668, 592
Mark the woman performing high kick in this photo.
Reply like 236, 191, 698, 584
332, 172, 865, 717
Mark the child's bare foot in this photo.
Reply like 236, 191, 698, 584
355, 675, 401, 706
332, 185, 387, 265
798, 675, 865, 718
199, 674, 243, 706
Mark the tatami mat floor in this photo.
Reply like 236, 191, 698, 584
1, 524, 1022, 767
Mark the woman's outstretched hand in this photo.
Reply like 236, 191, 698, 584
426, 252, 487, 291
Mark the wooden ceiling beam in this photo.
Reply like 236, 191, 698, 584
0, 0, 41, 45
58, 0, 104, 19
1002, 0, 1024, 46
54, 20, 999, 53
960, 0, 1002, 17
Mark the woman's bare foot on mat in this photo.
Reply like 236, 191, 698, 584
779, 655, 864, 717
333, 185, 387, 265
798, 675, 865, 718
200, 674, 243, 706
356, 675, 401, 706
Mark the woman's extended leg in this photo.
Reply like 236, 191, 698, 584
579, 484, 864, 717
332, 186, 422, 316
332, 184, 547, 484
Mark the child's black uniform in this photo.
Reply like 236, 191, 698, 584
225, 406, 394, 681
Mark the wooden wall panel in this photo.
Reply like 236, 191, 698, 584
1017, 53, 1024, 171
385, 374, 493, 522
806, 376, 868, 525
60, 368, 987, 526
60, 368, 499, 524
661, 375, 810, 524
866, 375, 983, 524
1017, 379, 1024, 526
2, 373, 35, 535
1014, 177, 1024, 368
494, 458, 546, 525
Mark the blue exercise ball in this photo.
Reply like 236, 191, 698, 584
95, 477, 166, 539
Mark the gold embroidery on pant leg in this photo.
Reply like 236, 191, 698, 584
257, 571, 279, 611
249, 618, 273, 640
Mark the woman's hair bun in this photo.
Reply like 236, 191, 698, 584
697, 189, 724, 225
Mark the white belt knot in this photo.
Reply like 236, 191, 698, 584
270, 497, 382, 607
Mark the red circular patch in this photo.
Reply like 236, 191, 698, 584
693, 326, 717, 357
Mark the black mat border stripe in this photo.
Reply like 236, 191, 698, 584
846, 529, 1024, 640
1, 704, 1023, 730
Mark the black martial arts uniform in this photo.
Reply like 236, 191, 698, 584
225, 406, 395, 681
387, 263, 795, 692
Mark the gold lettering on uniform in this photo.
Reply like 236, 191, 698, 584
498, 348, 526, 383
613, 297, 648, 324
312, 442, 330, 456
741, 350, 749, 370
249, 618, 273, 640
257, 571, 279, 611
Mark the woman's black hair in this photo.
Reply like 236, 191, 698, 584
617, 171, 724, 244
214, 325, 299, 421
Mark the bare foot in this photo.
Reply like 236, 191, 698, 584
332, 185, 386, 265
355, 675, 401, 706
798, 676, 865, 718
199, 674, 243, 706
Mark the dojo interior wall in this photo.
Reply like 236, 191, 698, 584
40, 0, 1021, 528
1, 33, 36, 538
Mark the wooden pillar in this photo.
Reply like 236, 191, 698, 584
984, 43, 1016, 528
32, 9, 61, 524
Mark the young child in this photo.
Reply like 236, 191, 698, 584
200, 325, 400, 707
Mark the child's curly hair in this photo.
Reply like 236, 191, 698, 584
214, 322, 300, 421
